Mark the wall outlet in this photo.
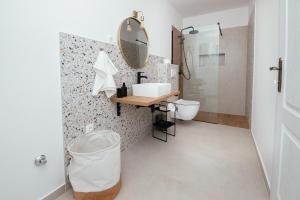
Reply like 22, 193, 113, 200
163, 58, 171, 64
171, 68, 177, 78
85, 123, 94, 133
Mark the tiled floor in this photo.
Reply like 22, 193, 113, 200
56, 121, 269, 200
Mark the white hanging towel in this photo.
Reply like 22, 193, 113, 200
92, 51, 119, 98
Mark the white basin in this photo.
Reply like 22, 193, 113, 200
132, 83, 171, 97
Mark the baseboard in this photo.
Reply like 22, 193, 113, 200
250, 130, 271, 194
41, 181, 71, 200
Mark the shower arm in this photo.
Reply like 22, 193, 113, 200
180, 26, 195, 34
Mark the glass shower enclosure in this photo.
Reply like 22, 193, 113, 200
182, 25, 223, 123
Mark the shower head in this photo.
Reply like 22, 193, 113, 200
178, 26, 198, 45
189, 29, 199, 34
180, 26, 199, 35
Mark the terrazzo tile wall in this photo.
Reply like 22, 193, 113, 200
59, 33, 178, 165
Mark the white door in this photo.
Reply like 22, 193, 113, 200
0, 1, 66, 199
271, 0, 300, 199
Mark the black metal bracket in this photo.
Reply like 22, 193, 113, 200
116, 103, 146, 116
217, 22, 223, 36
117, 103, 121, 116
150, 105, 155, 113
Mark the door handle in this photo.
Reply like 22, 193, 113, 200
270, 67, 280, 70
269, 58, 283, 92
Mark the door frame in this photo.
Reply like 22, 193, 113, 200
171, 26, 183, 99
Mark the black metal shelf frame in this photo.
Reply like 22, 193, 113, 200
151, 101, 177, 142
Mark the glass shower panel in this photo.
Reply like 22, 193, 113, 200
183, 25, 220, 123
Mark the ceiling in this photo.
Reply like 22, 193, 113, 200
168, 0, 249, 17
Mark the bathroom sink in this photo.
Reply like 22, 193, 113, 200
132, 83, 171, 98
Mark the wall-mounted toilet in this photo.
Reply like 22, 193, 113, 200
168, 99, 200, 120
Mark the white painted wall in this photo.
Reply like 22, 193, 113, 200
0, 0, 182, 199
251, 0, 279, 188
246, 0, 255, 127
183, 6, 249, 29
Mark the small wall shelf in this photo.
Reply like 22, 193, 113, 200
111, 91, 180, 116
111, 92, 179, 142
199, 53, 225, 57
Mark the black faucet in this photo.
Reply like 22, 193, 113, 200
137, 72, 148, 84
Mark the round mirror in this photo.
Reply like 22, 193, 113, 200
118, 17, 149, 69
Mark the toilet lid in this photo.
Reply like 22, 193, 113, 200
175, 99, 200, 105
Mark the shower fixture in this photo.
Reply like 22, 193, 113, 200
179, 26, 199, 80
179, 26, 199, 44
181, 26, 199, 35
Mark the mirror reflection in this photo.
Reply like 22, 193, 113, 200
118, 17, 149, 69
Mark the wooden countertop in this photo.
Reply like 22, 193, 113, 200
111, 91, 180, 107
